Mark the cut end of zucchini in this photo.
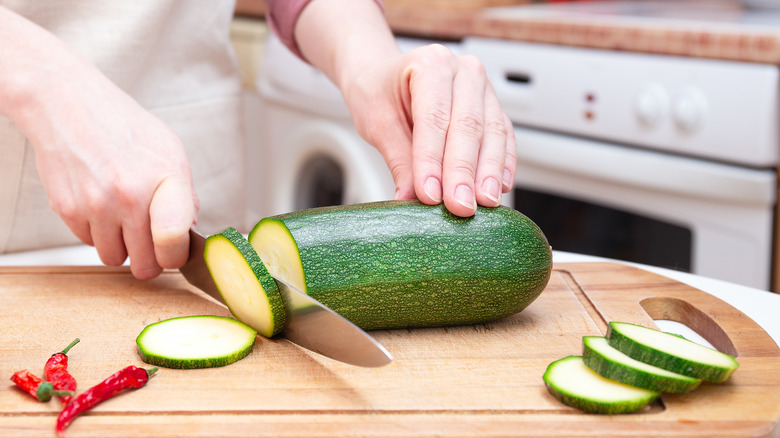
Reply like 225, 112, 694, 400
205, 227, 286, 338
544, 356, 660, 415
248, 218, 306, 292
583, 336, 702, 394
136, 316, 257, 369
607, 322, 739, 383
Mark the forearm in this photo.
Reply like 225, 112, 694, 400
0, 7, 116, 148
1, 9, 76, 125
293, 0, 398, 93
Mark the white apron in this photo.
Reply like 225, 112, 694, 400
0, 0, 246, 253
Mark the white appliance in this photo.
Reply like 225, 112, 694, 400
462, 36, 779, 290
247, 34, 397, 221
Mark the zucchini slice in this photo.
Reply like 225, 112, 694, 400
607, 322, 739, 383
583, 336, 701, 393
544, 356, 660, 414
136, 316, 257, 369
204, 227, 286, 338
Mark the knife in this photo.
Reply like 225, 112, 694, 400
179, 228, 393, 368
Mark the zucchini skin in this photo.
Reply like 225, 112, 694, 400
606, 322, 739, 383
543, 356, 659, 415
582, 337, 701, 394
206, 227, 286, 337
260, 200, 552, 330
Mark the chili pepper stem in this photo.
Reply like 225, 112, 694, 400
57, 338, 80, 356
147, 367, 158, 378
36, 382, 74, 402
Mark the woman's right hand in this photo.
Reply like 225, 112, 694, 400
0, 7, 198, 279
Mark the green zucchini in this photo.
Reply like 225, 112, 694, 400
248, 200, 552, 330
543, 356, 660, 414
607, 322, 739, 383
136, 316, 257, 369
204, 227, 286, 338
583, 336, 701, 393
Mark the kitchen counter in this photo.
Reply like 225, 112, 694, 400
471, 1, 780, 65
380, 0, 533, 41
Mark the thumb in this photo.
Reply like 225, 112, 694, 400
149, 176, 197, 269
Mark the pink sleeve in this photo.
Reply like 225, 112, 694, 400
265, 0, 384, 62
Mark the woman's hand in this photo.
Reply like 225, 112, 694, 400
0, 7, 197, 279
295, 0, 516, 217
342, 44, 516, 217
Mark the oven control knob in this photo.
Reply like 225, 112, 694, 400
635, 84, 669, 127
673, 89, 708, 133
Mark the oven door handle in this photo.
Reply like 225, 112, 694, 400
513, 127, 775, 206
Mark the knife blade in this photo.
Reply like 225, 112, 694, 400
179, 228, 392, 367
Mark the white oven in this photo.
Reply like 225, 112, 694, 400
463, 38, 779, 290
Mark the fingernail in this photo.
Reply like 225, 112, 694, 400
482, 177, 501, 206
503, 168, 512, 191
454, 184, 476, 210
424, 176, 442, 203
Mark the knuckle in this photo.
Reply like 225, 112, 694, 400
111, 177, 147, 210
81, 186, 113, 217
481, 155, 506, 173
419, 44, 453, 64
485, 116, 509, 137
419, 106, 451, 135
386, 156, 411, 184
50, 198, 79, 223
419, 148, 444, 166
450, 157, 477, 179
452, 112, 484, 140
459, 54, 487, 75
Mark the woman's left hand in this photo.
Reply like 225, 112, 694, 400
293, 0, 516, 217
341, 43, 517, 218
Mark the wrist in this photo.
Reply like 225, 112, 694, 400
294, 0, 399, 92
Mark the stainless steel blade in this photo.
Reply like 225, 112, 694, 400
179, 228, 392, 367
275, 276, 393, 368
179, 228, 225, 305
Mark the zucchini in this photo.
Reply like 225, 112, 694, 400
607, 322, 739, 383
204, 227, 286, 338
136, 316, 257, 369
543, 356, 660, 414
248, 200, 552, 330
583, 336, 701, 393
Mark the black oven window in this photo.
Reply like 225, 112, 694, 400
295, 155, 344, 210
515, 189, 692, 272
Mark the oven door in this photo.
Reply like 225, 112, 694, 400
512, 126, 776, 290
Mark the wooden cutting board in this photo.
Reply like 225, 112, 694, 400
0, 262, 778, 437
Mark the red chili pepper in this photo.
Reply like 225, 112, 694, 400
10, 370, 74, 402
55, 365, 157, 438
44, 338, 80, 405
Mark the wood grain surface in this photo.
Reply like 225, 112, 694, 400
0, 263, 778, 437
